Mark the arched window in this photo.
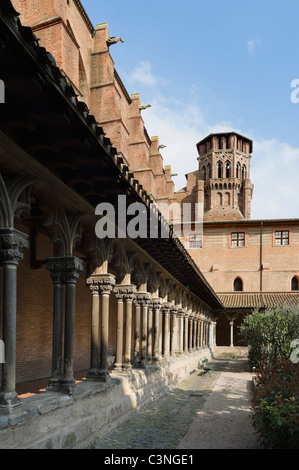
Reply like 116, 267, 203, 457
203, 166, 206, 181
217, 192, 223, 206
226, 162, 231, 178
224, 192, 230, 205
218, 162, 222, 178
236, 163, 241, 179
291, 276, 299, 291
242, 165, 247, 180
234, 277, 243, 292
208, 164, 212, 179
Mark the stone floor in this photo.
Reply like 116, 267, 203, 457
88, 358, 262, 450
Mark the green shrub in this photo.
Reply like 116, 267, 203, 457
251, 356, 299, 449
240, 305, 299, 367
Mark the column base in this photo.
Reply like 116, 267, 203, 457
0, 392, 22, 416
46, 379, 62, 393
60, 378, 76, 395
113, 363, 124, 373
122, 363, 132, 373
87, 369, 111, 382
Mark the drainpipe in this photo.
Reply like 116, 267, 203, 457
260, 221, 263, 292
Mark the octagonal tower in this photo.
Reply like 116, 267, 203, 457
197, 132, 254, 221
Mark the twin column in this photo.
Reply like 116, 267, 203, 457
46, 256, 83, 394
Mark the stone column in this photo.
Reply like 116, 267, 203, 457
87, 281, 100, 377
0, 228, 28, 416
200, 319, 204, 348
230, 321, 234, 347
152, 298, 162, 363
170, 307, 177, 357
188, 315, 193, 353
184, 313, 189, 354
135, 293, 151, 367
113, 286, 125, 372
147, 300, 153, 362
123, 286, 136, 371
162, 303, 171, 360
98, 274, 116, 381
46, 257, 83, 394
62, 258, 84, 393
45, 261, 64, 391
133, 299, 141, 367
176, 308, 185, 356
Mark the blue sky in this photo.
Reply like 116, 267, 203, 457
83, 0, 299, 219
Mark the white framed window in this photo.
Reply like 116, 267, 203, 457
275, 231, 289, 246
189, 233, 202, 249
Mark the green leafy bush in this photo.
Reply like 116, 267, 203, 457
240, 305, 299, 367
240, 306, 299, 448
251, 356, 299, 449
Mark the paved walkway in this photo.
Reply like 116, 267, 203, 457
90, 358, 262, 450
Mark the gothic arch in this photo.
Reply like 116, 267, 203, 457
225, 161, 231, 178
218, 162, 223, 179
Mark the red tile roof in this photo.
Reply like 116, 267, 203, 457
218, 292, 299, 309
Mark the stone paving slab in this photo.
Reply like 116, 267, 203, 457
89, 358, 261, 450
178, 359, 262, 449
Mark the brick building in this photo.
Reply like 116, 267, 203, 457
0, 0, 222, 448
0, 0, 298, 448
176, 132, 299, 345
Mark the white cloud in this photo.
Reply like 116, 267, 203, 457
127, 61, 158, 87
250, 138, 299, 219
247, 37, 261, 53
126, 60, 299, 221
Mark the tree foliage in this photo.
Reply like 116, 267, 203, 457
240, 304, 299, 367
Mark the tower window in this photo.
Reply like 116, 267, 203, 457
218, 162, 222, 178
234, 277, 243, 292
291, 277, 299, 291
226, 162, 231, 178
275, 231, 289, 246
231, 232, 245, 247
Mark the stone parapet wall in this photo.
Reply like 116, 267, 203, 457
0, 349, 212, 449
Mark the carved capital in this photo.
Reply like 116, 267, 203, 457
113, 284, 137, 302
46, 256, 83, 284
161, 302, 171, 314
152, 297, 163, 310
176, 308, 186, 318
0, 228, 29, 265
134, 292, 152, 307
86, 273, 116, 295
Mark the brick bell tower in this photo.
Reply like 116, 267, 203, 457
196, 132, 254, 221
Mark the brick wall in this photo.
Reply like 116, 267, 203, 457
184, 222, 299, 293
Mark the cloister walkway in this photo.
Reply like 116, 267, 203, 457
89, 358, 262, 450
